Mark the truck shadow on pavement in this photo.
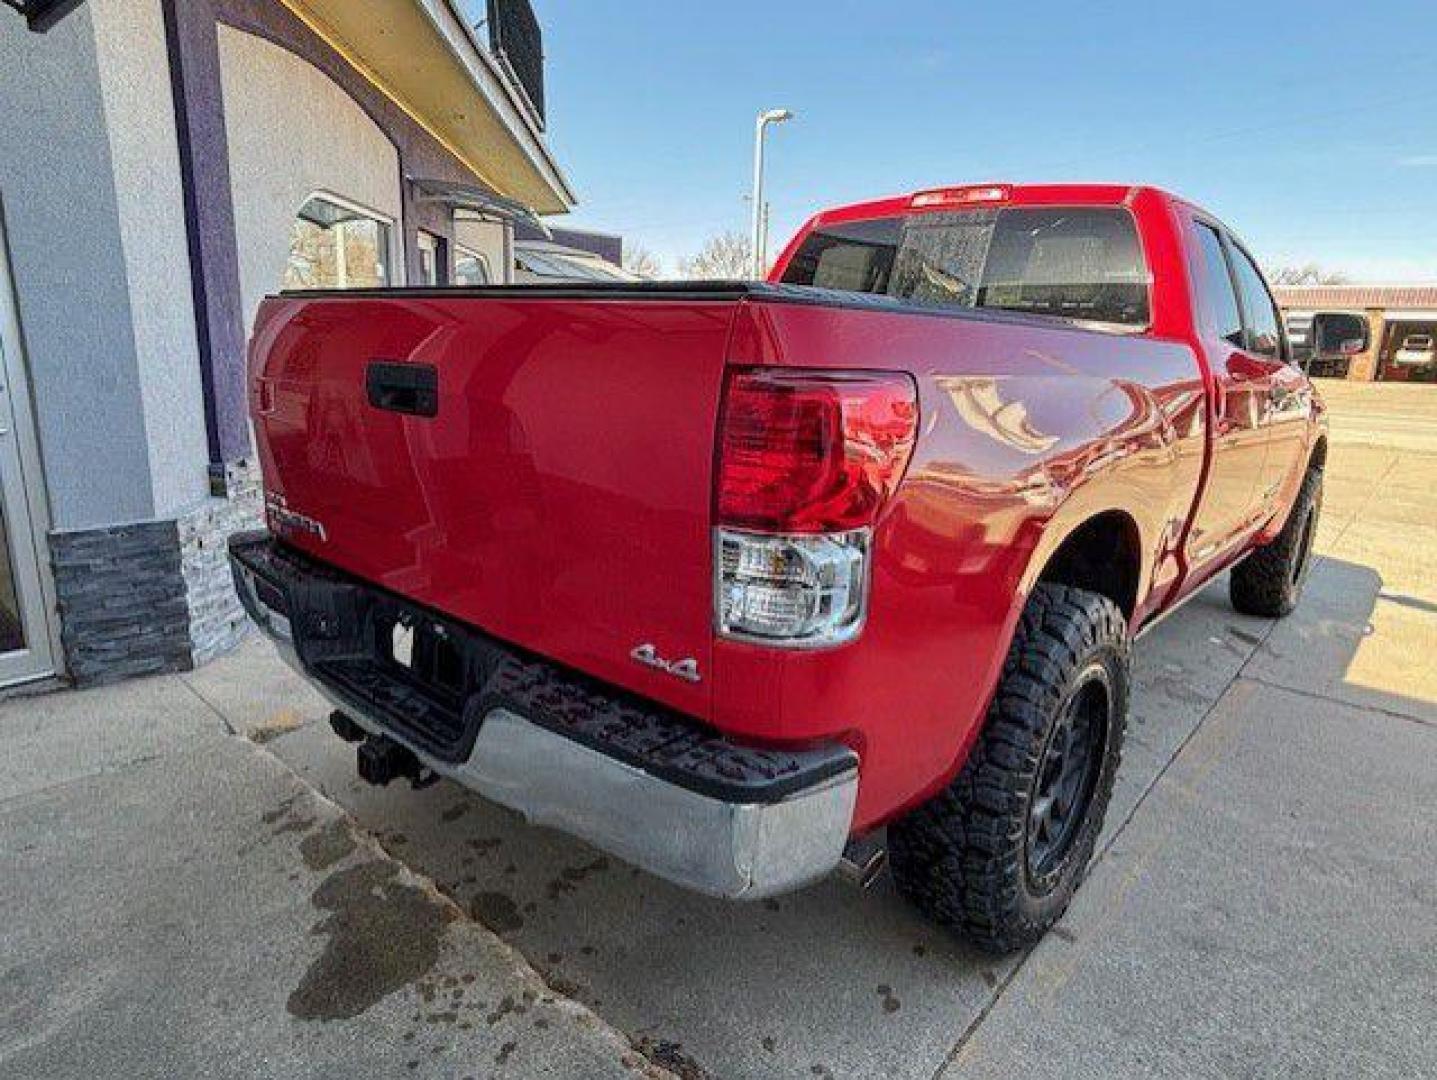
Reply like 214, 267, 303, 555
263, 552, 1431, 1080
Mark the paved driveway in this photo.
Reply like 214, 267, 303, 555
4, 381, 1434, 1078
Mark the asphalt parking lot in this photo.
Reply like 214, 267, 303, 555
3, 380, 1433, 1079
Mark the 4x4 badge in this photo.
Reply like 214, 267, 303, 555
630, 643, 701, 683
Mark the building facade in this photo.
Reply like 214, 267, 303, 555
0, 0, 574, 688
1278, 285, 1437, 383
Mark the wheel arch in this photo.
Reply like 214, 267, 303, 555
1021, 507, 1145, 624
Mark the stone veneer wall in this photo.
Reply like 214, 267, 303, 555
181, 459, 263, 666
49, 460, 263, 685
50, 520, 193, 683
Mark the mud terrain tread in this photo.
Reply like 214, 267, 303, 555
1230, 466, 1323, 618
888, 584, 1128, 954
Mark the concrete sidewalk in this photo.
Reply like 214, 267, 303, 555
0, 677, 668, 1079
3, 388, 1435, 1079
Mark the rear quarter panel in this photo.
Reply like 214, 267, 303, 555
717, 297, 1205, 828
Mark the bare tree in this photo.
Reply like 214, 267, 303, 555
622, 244, 662, 279
677, 231, 753, 280
1267, 264, 1351, 287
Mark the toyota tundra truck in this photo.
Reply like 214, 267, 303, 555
229, 184, 1362, 952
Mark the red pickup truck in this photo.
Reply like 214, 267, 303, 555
230, 183, 1363, 952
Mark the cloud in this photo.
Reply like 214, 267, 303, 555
1397, 155, 1437, 167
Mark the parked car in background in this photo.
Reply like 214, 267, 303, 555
1394, 333, 1435, 367
231, 183, 1358, 953
514, 239, 642, 282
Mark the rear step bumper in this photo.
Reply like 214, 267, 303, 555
228, 532, 858, 899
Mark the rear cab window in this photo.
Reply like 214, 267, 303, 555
780, 206, 1151, 329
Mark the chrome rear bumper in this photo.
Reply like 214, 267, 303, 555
230, 534, 858, 899
321, 694, 856, 899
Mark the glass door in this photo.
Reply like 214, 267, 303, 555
0, 225, 57, 686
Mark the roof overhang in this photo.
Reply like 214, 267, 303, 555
278, 0, 575, 213
411, 177, 551, 237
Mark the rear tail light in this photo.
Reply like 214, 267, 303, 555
715, 369, 918, 646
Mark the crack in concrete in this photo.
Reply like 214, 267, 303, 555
177, 676, 239, 737
1240, 674, 1437, 731
1326, 454, 1400, 550
0, 752, 166, 813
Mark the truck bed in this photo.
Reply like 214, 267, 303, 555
248, 281, 1205, 827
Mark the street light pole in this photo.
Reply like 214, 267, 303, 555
750, 108, 792, 278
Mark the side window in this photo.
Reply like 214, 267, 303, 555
1193, 223, 1244, 349
1228, 244, 1283, 359
781, 217, 901, 294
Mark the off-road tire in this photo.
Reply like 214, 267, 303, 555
1230, 466, 1322, 618
888, 584, 1129, 954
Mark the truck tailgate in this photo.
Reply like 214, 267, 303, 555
249, 289, 741, 719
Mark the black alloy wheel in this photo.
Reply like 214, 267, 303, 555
1026, 666, 1110, 891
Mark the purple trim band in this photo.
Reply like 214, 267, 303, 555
161, 0, 249, 466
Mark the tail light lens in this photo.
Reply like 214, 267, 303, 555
715, 369, 918, 646
717, 529, 868, 644
716, 369, 918, 534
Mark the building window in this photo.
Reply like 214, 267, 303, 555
454, 245, 492, 285
417, 230, 446, 286
283, 195, 393, 290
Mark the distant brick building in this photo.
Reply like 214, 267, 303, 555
1277, 285, 1437, 382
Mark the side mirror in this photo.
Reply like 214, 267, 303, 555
1311, 312, 1369, 359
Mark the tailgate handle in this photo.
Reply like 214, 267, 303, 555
366, 362, 438, 418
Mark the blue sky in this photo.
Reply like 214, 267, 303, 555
530, 0, 1437, 281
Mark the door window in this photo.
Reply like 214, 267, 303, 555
1228, 244, 1284, 359
0, 248, 58, 684
1193, 223, 1244, 349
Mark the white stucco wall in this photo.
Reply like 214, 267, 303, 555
0, 0, 206, 528
217, 24, 402, 331
91, 0, 210, 520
